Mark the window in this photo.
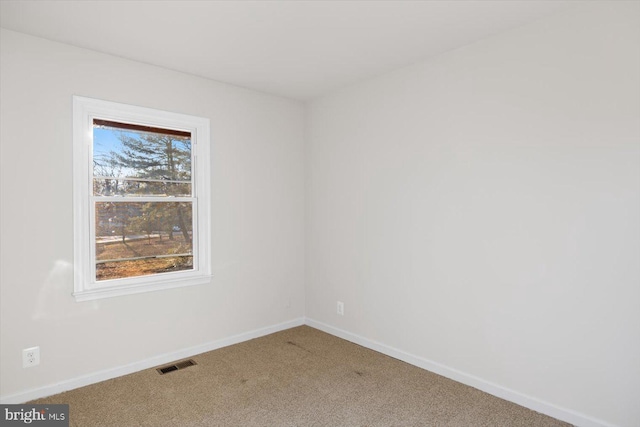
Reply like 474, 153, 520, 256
73, 96, 211, 301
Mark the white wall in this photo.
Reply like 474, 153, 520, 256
306, 2, 639, 427
0, 29, 305, 399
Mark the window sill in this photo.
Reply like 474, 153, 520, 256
73, 275, 212, 302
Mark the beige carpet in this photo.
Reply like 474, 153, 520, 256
31, 326, 570, 426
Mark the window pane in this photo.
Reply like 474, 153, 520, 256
93, 120, 191, 196
95, 201, 194, 281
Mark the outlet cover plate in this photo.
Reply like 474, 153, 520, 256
23, 346, 40, 368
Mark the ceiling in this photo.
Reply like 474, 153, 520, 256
0, 1, 577, 100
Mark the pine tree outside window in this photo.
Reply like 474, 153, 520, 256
73, 97, 211, 301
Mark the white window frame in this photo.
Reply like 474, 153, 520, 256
72, 96, 211, 301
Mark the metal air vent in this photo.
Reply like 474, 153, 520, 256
156, 359, 197, 375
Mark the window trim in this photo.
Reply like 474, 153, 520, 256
72, 96, 211, 301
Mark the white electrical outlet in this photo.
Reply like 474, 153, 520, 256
337, 301, 344, 316
23, 346, 40, 368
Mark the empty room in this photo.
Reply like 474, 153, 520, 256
0, 1, 638, 426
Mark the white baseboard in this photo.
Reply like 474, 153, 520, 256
304, 318, 618, 427
0, 317, 305, 404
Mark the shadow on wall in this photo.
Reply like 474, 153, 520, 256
33, 260, 100, 320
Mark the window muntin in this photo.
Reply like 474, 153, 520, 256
73, 96, 211, 301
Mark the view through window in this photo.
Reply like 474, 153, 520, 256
92, 120, 195, 281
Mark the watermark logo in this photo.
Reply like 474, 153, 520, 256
0, 405, 68, 426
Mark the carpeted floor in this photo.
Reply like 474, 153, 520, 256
31, 326, 570, 426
